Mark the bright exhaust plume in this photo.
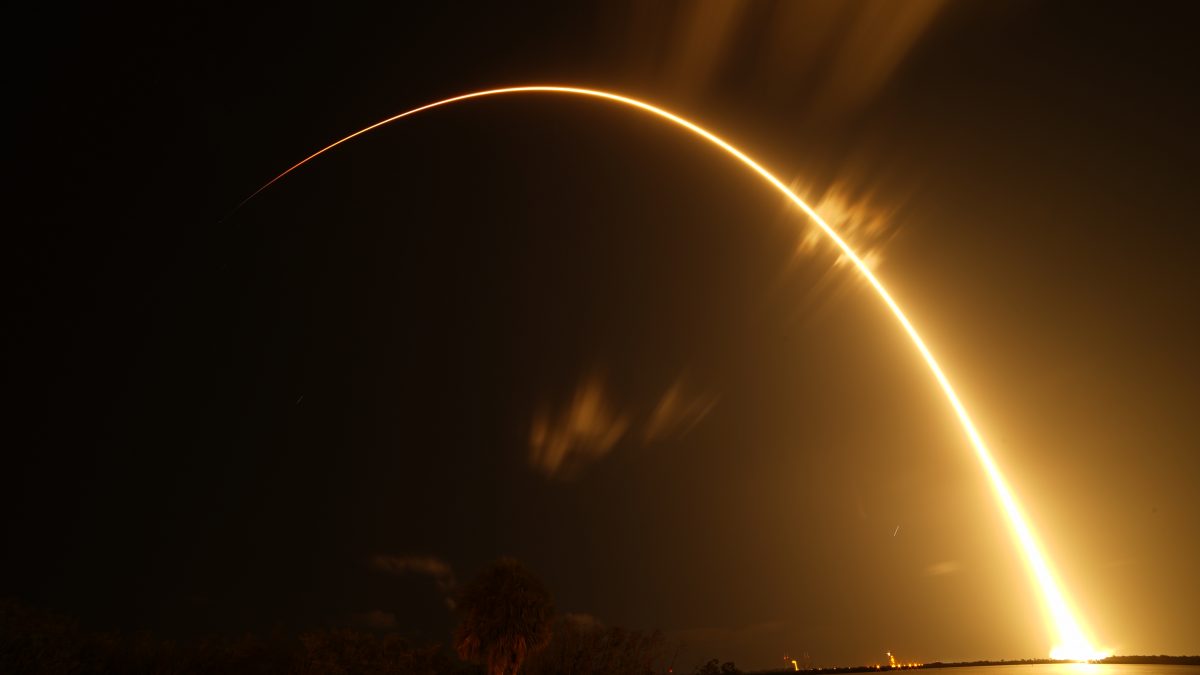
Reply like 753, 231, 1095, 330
238, 85, 1106, 660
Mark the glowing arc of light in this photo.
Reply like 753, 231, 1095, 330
239, 86, 1104, 660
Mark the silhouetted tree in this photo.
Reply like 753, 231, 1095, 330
523, 614, 663, 675
453, 558, 554, 675
299, 628, 450, 675
0, 598, 455, 675
694, 658, 740, 675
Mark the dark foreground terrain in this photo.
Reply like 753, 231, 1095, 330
6, 600, 1196, 675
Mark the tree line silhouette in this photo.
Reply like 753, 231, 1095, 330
1, 558, 669, 675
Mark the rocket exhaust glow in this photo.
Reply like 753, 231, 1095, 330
237, 86, 1105, 660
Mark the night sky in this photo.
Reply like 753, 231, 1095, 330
7, 2, 1198, 669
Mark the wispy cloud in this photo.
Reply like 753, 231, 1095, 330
530, 373, 718, 479
530, 374, 631, 479
771, 177, 909, 328
619, 0, 951, 119
810, 0, 951, 118
642, 377, 719, 444
792, 180, 900, 272
370, 554, 458, 607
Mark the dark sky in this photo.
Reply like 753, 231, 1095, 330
6, 1, 1198, 669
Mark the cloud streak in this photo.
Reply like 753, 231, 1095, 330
792, 180, 900, 273
619, 0, 952, 119
642, 377, 719, 444
530, 374, 631, 479
530, 374, 718, 479
370, 554, 458, 607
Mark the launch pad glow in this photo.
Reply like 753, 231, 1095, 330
239, 86, 1106, 661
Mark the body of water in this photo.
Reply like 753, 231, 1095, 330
923, 666, 1199, 675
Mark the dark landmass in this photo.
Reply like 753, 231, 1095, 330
8, 597, 1197, 674
1097, 655, 1200, 665
0, 597, 660, 675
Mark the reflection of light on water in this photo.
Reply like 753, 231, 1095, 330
940, 667, 1130, 675
241, 85, 1107, 660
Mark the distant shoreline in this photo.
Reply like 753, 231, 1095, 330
754, 655, 1200, 673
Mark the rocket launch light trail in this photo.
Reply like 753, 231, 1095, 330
238, 86, 1105, 661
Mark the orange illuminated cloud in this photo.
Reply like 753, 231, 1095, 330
529, 375, 630, 479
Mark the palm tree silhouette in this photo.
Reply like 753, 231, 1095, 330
454, 558, 555, 675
